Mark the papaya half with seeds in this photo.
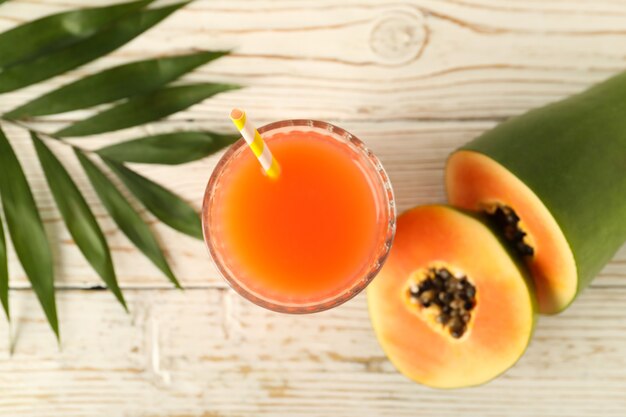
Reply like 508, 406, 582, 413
447, 71, 626, 314
367, 205, 535, 389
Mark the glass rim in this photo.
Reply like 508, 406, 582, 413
202, 119, 396, 314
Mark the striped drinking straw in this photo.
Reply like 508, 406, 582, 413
229, 108, 281, 179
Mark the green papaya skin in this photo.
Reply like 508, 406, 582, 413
450, 71, 626, 311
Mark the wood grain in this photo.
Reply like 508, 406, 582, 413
1, 288, 626, 417
0, 0, 625, 415
0, 0, 625, 289
2, 121, 624, 290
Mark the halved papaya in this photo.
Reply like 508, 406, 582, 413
367, 205, 534, 388
447, 71, 626, 314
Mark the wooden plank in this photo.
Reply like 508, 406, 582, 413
1, 120, 624, 289
0, 119, 485, 289
0, 287, 625, 416
0, 0, 626, 417
0, 1, 625, 413
1, 0, 626, 122
0, 0, 624, 288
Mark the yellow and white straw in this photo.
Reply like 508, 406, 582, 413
229, 108, 280, 179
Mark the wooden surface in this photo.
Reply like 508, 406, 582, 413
1, 0, 626, 416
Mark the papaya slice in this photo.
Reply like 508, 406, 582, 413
447, 71, 626, 314
367, 205, 534, 389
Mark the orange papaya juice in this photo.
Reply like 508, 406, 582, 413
203, 120, 395, 313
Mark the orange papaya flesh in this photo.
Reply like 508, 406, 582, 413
447, 152, 577, 314
447, 71, 626, 314
367, 205, 534, 389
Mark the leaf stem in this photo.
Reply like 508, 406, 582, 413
0, 117, 94, 154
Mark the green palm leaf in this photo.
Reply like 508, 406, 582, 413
0, 2, 186, 94
0, 213, 8, 320
5, 51, 228, 119
96, 131, 238, 165
75, 150, 181, 289
104, 159, 202, 239
56, 83, 240, 137
0, 0, 151, 69
0, 127, 58, 337
32, 134, 127, 311
0, 0, 239, 338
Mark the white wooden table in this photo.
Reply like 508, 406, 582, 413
1, 1, 626, 416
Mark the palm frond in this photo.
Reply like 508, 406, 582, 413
0, 211, 8, 321
75, 150, 182, 289
0, 1, 240, 336
0, 3, 185, 94
32, 134, 127, 311
0, 0, 152, 68
5, 51, 229, 119
55, 83, 240, 137
0, 128, 58, 338
96, 131, 239, 165
104, 159, 203, 240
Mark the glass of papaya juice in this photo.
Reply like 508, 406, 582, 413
202, 119, 395, 313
